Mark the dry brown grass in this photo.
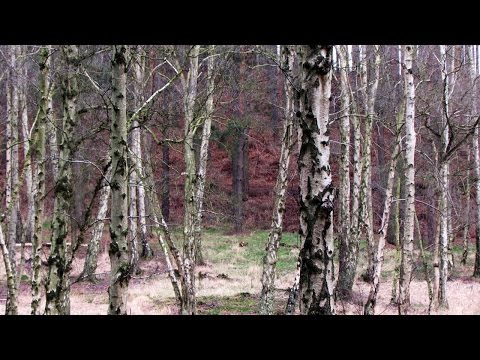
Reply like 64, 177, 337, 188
2, 232, 480, 315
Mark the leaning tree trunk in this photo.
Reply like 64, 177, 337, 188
193, 44, 216, 265
45, 45, 79, 315
79, 166, 111, 282
297, 45, 336, 315
108, 45, 131, 315
398, 45, 416, 315
31, 45, 51, 314
259, 45, 296, 315
364, 132, 400, 314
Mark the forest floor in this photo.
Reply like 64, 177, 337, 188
1, 228, 480, 315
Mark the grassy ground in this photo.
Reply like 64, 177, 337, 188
1, 228, 480, 314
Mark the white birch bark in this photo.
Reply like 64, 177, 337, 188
259, 45, 296, 314
297, 45, 335, 315
398, 45, 416, 314
108, 45, 131, 315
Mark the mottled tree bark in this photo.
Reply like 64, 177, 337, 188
398, 45, 416, 315
182, 45, 201, 315
359, 45, 381, 283
108, 45, 131, 315
297, 45, 336, 315
336, 45, 353, 298
6, 45, 20, 274
45, 45, 79, 315
364, 135, 400, 314
194, 45, 216, 265
470, 44, 480, 278
0, 224, 17, 314
438, 45, 450, 308
79, 166, 111, 282
260, 45, 296, 314
31, 45, 51, 314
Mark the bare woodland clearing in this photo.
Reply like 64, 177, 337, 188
1, 45, 480, 315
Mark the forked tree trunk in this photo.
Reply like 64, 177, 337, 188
398, 45, 416, 315
297, 45, 336, 315
259, 45, 296, 315
108, 45, 131, 315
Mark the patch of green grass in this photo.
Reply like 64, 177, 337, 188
200, 229, 299, 275
197, 293, 258, 315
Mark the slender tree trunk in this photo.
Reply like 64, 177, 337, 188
108, 45, 131, 315
6, 45, 20, 275
431, 196, 441, 310
79, 167, 111, 282
182, 45, 200, 315
259, 45, 296, 314
364, 126, 400, 314
45, 45, 79, 315
336, 45, 354, 298
0, 224, 17, 314
470, 44, 480, 277
142, 149, 184, 309
438, 45, 450, 308
31, 45, 51, 314
358, 45, 380, 283
297, 45, 336, 315
398, 45, 416, 315
161, 143, 171, 224
462, 145, 471, 265
194, 45, 216, 265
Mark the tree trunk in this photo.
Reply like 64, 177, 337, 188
336, 45, 354, 298
364, 137, 400, 314
45, 45, 79, 315
398, 45, 416, 315
470, 44, 480, 278
297, 45, 336, 315
6, 45, 20, 274
161, 142, 170, 222
79, 166, 111, 282
194, 45, 216, 265
259, 45, 296, 315
108, 45, 131, 315
31, 45, 51, 314
0, 224, 17, 314
461, 145, 470, 265
182, 44, 200, 315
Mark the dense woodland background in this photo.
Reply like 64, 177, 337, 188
0, 45, 479, 315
